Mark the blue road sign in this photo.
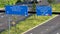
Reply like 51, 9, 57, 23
36, 6, 52, 16
5, 5, 28, 16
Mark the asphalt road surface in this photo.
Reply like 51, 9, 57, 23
24, 15, 60, 34
0, 13, 30, 32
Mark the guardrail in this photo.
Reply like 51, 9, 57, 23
0, 8, 60, 14
0, 10, 60, 14
0, 8, 5, 13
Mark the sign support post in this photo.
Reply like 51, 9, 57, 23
5, 5, 28, 34
8, 16, 10, 34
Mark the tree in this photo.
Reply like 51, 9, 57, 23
16, 0, 24, 4
32, 1, 37, 19
16, 0, 21, 3
32, 1, 36, 12
47, 0, 55, 4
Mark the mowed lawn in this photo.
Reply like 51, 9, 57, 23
0, 14, 56, 34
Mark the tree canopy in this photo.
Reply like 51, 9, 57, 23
0, 0, 17, 7
47, 0, 55, 4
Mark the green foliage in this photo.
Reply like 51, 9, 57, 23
52, 3, 60, 11
0, 0, 17, 8
16, 0, 24, 4
32, 1, 36, 12
16, 0, 22, 3
47, 0, 55, 4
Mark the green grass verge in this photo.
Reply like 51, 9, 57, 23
0, 14, 55, 34
52, 3, 60, 12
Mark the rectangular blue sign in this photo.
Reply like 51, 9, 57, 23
36, 6, 52, 16
5, 5, 28, 16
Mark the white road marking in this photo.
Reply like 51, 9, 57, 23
30, 33, 33, 34
56, 32, 59, 34
21, 15, 58, 34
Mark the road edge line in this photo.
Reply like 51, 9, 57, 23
21, 15, 58, 34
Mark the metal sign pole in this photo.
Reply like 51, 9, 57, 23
8, 17, 10, 34
5, 5, 28, 34
8, 0, 10, 34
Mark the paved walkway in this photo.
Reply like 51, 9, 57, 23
24, 15, 60, 34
